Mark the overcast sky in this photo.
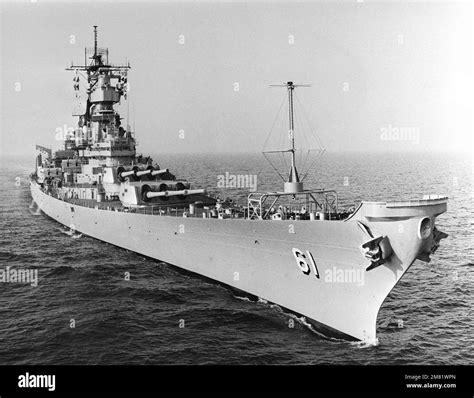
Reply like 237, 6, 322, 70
0, 0, 472, 157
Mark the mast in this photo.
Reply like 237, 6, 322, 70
287, 82, 299, 184
65, 26, 132, 152
93, 25, 98, 58
269, 81, 310, 193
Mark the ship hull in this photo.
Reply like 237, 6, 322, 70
30, 181, 447, 342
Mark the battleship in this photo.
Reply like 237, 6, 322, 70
30, 27, 448, 343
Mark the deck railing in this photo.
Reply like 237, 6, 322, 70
53, 193, 245, 219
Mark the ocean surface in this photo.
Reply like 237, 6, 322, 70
0, 152, 472, 365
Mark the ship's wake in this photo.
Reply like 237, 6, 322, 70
28, 208, 43, 216
234, 293, 349, 343
233, 295, 254, 303
28, 201, 42, 215
350, 338, 379, 348
58, 227, 82, 239
287, 312, 357, 344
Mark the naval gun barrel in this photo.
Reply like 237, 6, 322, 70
120, 170, 136, 178
136, 169, 152, 177
118, 166, 154, 181
146, 189, 205, 199
151, 168, 169, 176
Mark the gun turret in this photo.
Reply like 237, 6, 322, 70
117, 166, 139, 182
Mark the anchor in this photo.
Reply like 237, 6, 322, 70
357, 221, 393, 271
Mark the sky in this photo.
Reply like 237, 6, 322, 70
0, 0, 472, 157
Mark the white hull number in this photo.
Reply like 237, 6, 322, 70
292, 248, 320, 279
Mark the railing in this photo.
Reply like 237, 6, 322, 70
247, 190, 339, 220
46, 186, 346, 221
52, 192, 245, 219
63, 182, 103, 190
